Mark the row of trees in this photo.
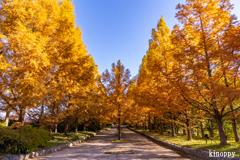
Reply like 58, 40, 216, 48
0, 0, 131, 139
0, 0, 100, 135
1, 0, 240, 145
128, 0, 240, 145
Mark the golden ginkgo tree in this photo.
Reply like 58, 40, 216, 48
100, 60, 132, 140
171, 0, 240, 145
0, 0, 98, 131
0, 0, 57, 125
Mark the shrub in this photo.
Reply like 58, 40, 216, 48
0, 121, 5, 128
37, 127, 52, 147
88, 124, 102, 131
27, 121, 40, 128
0, 127, 19, 154
0, 126, 52, 154
8, 119, 17, 126
11, 122, 22, 129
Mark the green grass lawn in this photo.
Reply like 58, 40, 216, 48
0, 127, 111, 159
102, 126, 111, 130
133, 129, 240, 158
0, 131, 95, 159
43, 131, 95, 149
111, 139, 128, 142
45, 126, 111, 149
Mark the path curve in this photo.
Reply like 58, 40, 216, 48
31, 128, 198, 160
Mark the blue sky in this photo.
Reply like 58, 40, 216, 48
73, 0, 240, 77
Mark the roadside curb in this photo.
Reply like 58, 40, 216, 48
2, 128, 111, 160
128, 128, 240, 160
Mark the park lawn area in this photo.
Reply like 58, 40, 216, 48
0, 131, 95, 159
102, 126, 111, 130
134, 129, 240, 158
1, 127, 110, 159
41, 131, 95, 149
111, 139, 128, 142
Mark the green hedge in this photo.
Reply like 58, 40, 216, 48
0, 126, 51, 154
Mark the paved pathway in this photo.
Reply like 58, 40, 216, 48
32, 128, 198, 160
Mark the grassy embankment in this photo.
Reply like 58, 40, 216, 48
44, 126, 111, 148
0, 131, 94, 159
45, 131, 95, 148
132, 128, 240, 158
0, 127, 111, 159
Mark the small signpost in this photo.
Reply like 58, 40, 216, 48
205, 134, 209, 144
168, 131, 170, 136
205, 134, 217, 144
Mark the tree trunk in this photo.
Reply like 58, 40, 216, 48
163, 123, 166, 132
64, 116, 70, 136
187, 127, 192, 141
183, 129, 186, 135
19, 108, 25, 126
83, 118, 86, 131
5, 110, 10, 127
149, 116, 152, 131
210, 119, 214, 138
215, 113, 227, 145
160, 120, 164, 135
118, 104, 121, 140
38, 104, 44, 125
54, 124, 58, 133
54, 105, 59, 133
171, 114, 175, 137
230, 105, 240, 142
145, 115, 148, 130
176, 126, 179, 134
171, 122, 175, 137
75, 117, 78, 133
200, 121, 204, 138
154, 117, 157, 132
186, 114, 192, 141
